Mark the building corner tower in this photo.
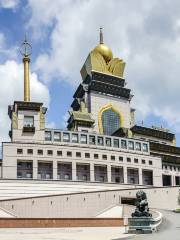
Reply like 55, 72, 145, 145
7, 36, 47, 144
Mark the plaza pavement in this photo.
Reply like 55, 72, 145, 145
127, 210, 180, 240
0, 227, 133, 240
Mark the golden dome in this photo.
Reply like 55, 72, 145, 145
94, 43, 113, 63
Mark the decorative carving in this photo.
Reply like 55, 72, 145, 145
98, 104, 124, 134
80, 28, 126, 79
40, 109, 45, 130
12, 112, 18, 129
87, 50, 125, 78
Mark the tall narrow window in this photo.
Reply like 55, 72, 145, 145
101, 108, 120, 135
45, 131, 52, 141
54, 132, 61, 141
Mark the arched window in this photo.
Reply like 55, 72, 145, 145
102, 108, 120, 135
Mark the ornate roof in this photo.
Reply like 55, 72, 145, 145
131, 125, 175, 141
68, 111, 95, 123
73, 81, 131, 100
150, 142, 180, 155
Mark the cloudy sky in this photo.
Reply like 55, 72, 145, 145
1, 0, 180, 145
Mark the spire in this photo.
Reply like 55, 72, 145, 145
100, 26, 103, 44
20, 34, 32, 102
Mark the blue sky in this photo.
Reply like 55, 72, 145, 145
1, 0, 180, 145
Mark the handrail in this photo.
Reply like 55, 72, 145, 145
150, 210, 163, 231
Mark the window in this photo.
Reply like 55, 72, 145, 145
105, 138, 111, 147
80, 134, 87, 144
67, 151, 72, 157
57, 150, 62, 156
54, 132, 61, 141
113, 139, 119, 148
76, 152, 81, 157
94, 154, 99, 159
72, 133, 78, 143
82, 175, 87, 181
134, 158, 138, 163
149, 160, 153, 165
142, 143, 148, 152
45, 131, 52, 141
81, 129, 88, 133
135, 142, 141, 151
64, 174, 70, 180
85, 153, 90, 158
127, 157, 131, 162
97, 136, 104, 146
119, 156, 123, 162
24, 116, 34, 127
111, 155, 115, 161
142, 159, 146, 164
121, 140, 127, 149
17, 148, 23, 154
174, 166, 176, 171
169, 166, 172, 171
63, 132, 70, 142
38, 149, 43, 155
89, 135, 96, 145
47, 150, 53, 155
128, 141, 134, 150
101, 108, 120, 135
17, 161, 33, 179
27, 149, 33, 154
102, 154, 107, 160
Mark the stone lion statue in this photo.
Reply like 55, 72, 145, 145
132, 190, 152, 218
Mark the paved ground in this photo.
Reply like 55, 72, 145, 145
0, 227, 133, 240
128, 210, 180, 240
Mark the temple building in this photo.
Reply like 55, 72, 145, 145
0, 28, 180, 187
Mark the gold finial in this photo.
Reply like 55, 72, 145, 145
100, 26, 103, 44
20, 34, 32, 102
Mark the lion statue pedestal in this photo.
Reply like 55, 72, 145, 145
128, 190, 154, 234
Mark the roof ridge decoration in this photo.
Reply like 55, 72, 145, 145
80, 27, 126, 80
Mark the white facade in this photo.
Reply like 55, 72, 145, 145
89, 92, 132, 133
3, 129, 162, 186
12, 110, 44, 142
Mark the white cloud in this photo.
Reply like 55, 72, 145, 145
0, 60, 50, 143
0, 32, 18, 59
27, 0, 180, 132
0, 0, 19, 8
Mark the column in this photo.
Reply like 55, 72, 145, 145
33, 159, 38, 179
53, 160, 57, 179
72, 161, 77, 181
90, 162, 94, 182
172, 175, 175, 186
123, 166, 127, 184
139, 168, 143, 185
107, 164, 111, 183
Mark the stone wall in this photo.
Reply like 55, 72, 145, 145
0, 218, 124, 228
0, 186, 179, 218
